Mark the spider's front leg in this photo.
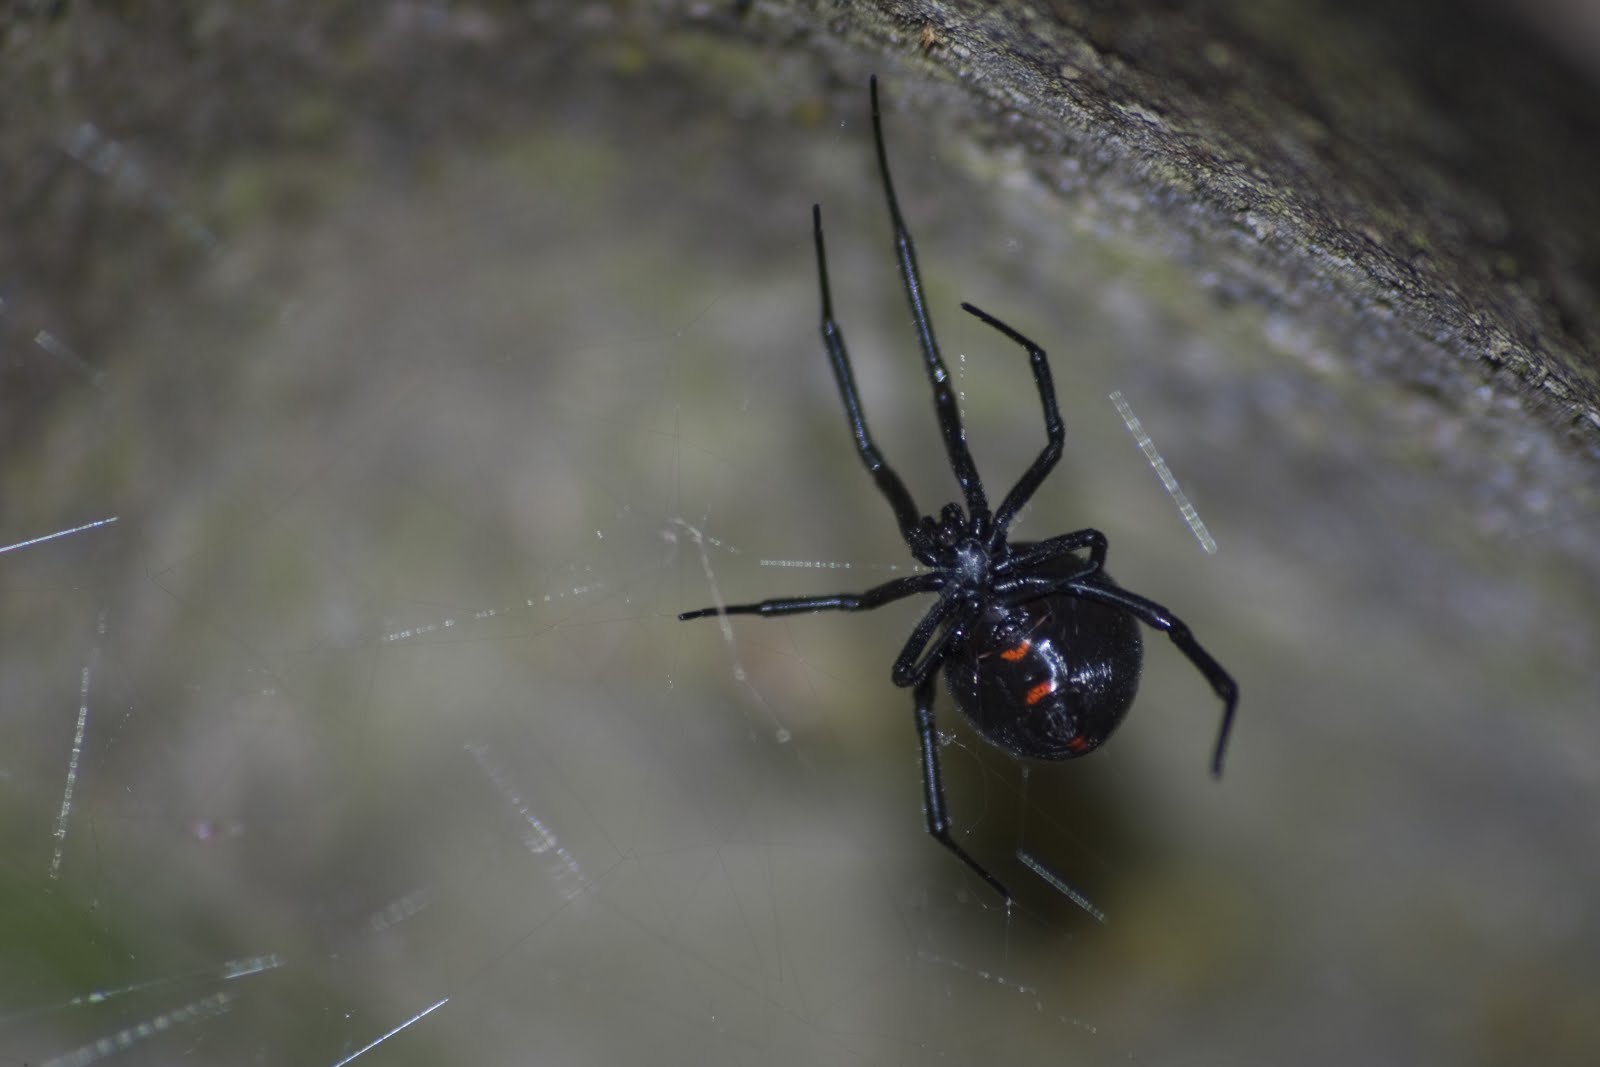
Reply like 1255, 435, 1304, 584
960, 303, 1065, 539
913, 675, 1012, 902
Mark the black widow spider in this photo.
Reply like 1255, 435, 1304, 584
681, 77, 1238, 903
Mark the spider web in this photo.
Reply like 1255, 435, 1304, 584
0, 78, 1154, 1067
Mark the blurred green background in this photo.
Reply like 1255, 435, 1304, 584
3, 4, 1598, 1065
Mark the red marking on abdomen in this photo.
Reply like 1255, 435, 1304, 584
1024, 681, 1054, 706
1000, 640, 1031, 662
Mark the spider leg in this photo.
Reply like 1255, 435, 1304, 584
678, 571, 942, 621
960, 303, 1064, 539
1061, 578, 1238, 777
1000, 529, 1108, 577
889, 595, 962, 688
914, 674, 1011, 902
869, 76, 991, 535
813, 204, 933, 563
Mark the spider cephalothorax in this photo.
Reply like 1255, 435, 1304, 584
681, 77, 1237, 903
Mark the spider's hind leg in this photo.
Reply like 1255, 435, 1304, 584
913, 676, 1012, 902
1063, 579, 1238, 776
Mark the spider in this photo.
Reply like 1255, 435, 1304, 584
681, 77, 1238, 903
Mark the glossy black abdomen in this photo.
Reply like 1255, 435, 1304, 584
943, 568, 1143, 762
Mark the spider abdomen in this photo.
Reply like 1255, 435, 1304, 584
944, 575, 1144, 762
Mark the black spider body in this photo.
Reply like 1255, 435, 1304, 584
681, 78, 1237, 902
944, 557, 1142, 763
